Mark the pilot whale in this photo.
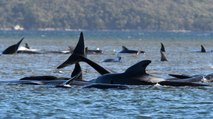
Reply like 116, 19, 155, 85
19, 63, 87, 85
103, 54, 122, 63
2, 37, 24, 54
167, 73, 213, 82
57, 32, 208, 87
17, 42, 71, 54
193, 45, 212, 53
0, 63, 87, 86
119, 46, 144, 54
88, 60, 207, 86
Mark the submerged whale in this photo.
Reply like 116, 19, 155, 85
19, 63, 87, 85
57, 32, 208, 87
168, 73, 213, 82
17, 42, 71, 54
85, 47, 103, 54
103, 54, 122, 63
0, 63, 87, 86
119, 46, 144, 54
2, 37, 24, 54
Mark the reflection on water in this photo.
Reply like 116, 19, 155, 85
0, 31, 213, 118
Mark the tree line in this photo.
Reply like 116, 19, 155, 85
0, 0, 212, 31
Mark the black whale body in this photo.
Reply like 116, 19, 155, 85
119, 46, 144, 54
57, 32, 208, 87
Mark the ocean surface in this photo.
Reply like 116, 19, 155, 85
0, 30, 213, 118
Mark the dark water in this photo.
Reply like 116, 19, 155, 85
0, 30, 213, 118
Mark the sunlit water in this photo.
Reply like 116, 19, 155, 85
0, 30, 213, 118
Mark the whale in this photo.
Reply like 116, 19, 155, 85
57, 32, 208, 87
103, 54, 122, 62
204, 73, 213, 82
90, 60, 163, 85
166, 74, 205, 83
17, 42, 71, 54
119, 46, 144, 54
0, 62, 87, 86
57, 32, 112, 75
193, 45, 212, 53
88, 60, 207, 86
168, 73, 213, 82
85, 47, 103, 54
18, 63, 86, 85
17, 43, 43, 54
2, 37, 24, 54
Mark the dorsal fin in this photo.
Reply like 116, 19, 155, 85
57, 32, 85, 69
71, 63, 82, 81
2, 37, 24, 54
25, 43, 30, 49
160, 43, 165, 52
124, 60, 151, 75
122, 46, 129, 51
160, 51, 168, 61
201, 45, 206, 53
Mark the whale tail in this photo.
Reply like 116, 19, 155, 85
2, 37, 24, 54
57, 32, 111, 75
201, 45, 206, 53
57, 32, 86, 69
160, 43, 165, 52
160, 51, 168, 61
124, 60, 151, 76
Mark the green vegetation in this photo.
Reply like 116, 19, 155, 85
0, 0, 213, 31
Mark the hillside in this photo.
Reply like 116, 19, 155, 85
0, 0, 213, 31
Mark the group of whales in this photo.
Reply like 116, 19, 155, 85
1, 37, 103, 55
1, 35, 208, 62
0, 32, 213, 89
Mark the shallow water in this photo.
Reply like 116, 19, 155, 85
0, 30, 213, 118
